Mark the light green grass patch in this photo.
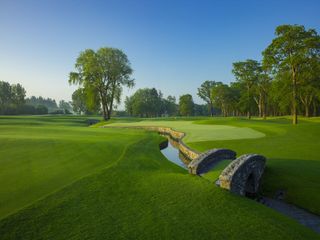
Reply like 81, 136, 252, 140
107, 120, 265, 143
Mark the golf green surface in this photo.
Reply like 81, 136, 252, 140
0, 116, 319, 239
106, 120, 265, 143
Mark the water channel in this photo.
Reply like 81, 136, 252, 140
159, 134, 320, 234
159, 136, 190, 170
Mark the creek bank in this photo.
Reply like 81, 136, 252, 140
103, 124, 320, 235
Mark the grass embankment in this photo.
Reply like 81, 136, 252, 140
0, 116, 319, 239
106, 117, 320, 215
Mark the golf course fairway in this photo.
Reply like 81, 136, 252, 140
0, 116, 319, 239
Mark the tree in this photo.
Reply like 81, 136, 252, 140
59, 100, 72, 113
35, 105, 48, 115
26, 96, 58, 112
298, 59, 320, 117
179, 94, 194, 116
69, 47, 134, 120
125, 89, 177, 117
253, 70, 272, 119
129, 88, 162, 117
162, 95, 178, 116
197, 80, 217, 116
11, 83, 26, 106
194, 104, 208, 116
263, 24, 320, 124
211, 83, 239, 117
232, 59, 261, 119
0, 81, 12, 109
71, 88, 100, 115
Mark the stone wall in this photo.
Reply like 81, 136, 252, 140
103, 125, 200, 161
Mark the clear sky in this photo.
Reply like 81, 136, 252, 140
1, 0, 319, 108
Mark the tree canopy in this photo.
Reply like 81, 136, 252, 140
179, 94, 194, 116
69, 47, 134, 120
263, 24, 320, 124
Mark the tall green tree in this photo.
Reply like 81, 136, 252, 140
232, 59, 261, 119
162, 95, 178, 116
59, 100, 72, 113
263, 24, 320, 124
11, 84, 26, 106
179, 94, 194, 116
0, 81, 12, 107
197, 80, 217, 116
298, 59, 320, 117
126, 88, 162, 117
69, 47, 134, 120
253, 70, 272, 119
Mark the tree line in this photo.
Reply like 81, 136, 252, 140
123, 88, 208, 117
69, 24, 320, 124
0, 80, 72, 115
197, 24, 320, 124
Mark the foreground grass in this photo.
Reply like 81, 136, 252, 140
104, 116, 320, 216
0, 116, 319, 239
190, 117, 320, 215
0, 115, 126, 219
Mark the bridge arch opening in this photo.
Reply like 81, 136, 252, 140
245, 172, 256, 198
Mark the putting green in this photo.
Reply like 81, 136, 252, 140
107, 121, 265, 143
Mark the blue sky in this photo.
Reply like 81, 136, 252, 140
1, 0, 319, 108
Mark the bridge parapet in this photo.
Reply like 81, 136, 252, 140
219, 154, 266, 196
188, 149, 236, 175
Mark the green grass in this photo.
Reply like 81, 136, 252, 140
106, 120, 265, 143
0, 116, 319, 239
104, 116, 320, 215
189, 117, 320, 215
202, 160, 232, 183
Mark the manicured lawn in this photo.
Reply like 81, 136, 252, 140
105, 117, 320, 215
0, 115, 140, 219
0, 116, 319, 239
106, 120, 265, 143
190, 117, 320, 215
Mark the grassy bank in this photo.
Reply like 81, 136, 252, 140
105, 117, 320, 215
0, 116, 319, 239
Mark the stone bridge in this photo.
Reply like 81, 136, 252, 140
219, 154, 266, 196
188, 149, 237, 175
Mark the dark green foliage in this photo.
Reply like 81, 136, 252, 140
69, 47, 134, 120
125, 88, 178, 117
263, 24, 320, 124
0, 81, 27, 115
26, 96, 58, 112
197, 80, 218, 116
179, 94, 194, 116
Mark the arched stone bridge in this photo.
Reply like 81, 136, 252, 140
219, 154, 266, 196
188, 149, 236, 175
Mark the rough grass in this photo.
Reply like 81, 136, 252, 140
0, 116, 319, 239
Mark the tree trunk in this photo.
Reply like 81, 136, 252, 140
313, 101, 317, 117
99, 91, 108, 120
263, 94, 267, 120
292, 68, 298, 124
305, 105, 309, 117
209, 101, 214, 117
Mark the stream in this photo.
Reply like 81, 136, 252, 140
160, 136, 190, 169
159, 135, 320, 234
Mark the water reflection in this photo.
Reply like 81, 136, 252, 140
160, 136, 191, 169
